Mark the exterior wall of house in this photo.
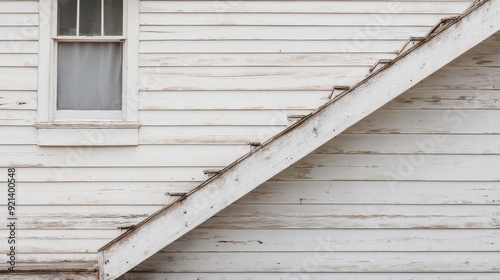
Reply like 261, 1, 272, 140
123, 32, 500, 279
0, 0, 475, 273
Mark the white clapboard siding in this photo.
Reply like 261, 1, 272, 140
1, 93, 35, 110
0, 54, 37, 67
138, 53, 397, 67
313, 134, 500, 154
0, 126, 38, 144
139, 26, 429, 40
0, 13, 38, 26
0, 40, 38, 53
2, 0, 486, 275
9, 253, 97, 271
134, 252, 500, 273
201, 204, 500, 229
448, 32, 500, 66
413, 66, 500, 90
0, 67, 37, 90
139, 1, 470, 14
0, 182, 197, 205
0, 1, 38, 13
0, 109, 36, 125
277, 154, 500, 181
4, 272, 98, 280
239, 181, 500, 205
140, 40, 406, 53
0, 26, 38, 40
0, 144, 248, 167
123, 273, 500, 280
139, 110, 311, 126
139, 66, 367, 91
382, 89, 500, 110
8, 167, 214, 182
139, 13, 450, 27
139, 91, 329, 110
345, 110, 500, 134
0, 206, 163, 229
164, 229, 500, 252
139, 125, 287, 145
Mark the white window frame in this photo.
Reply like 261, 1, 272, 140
37, 0, 139, 125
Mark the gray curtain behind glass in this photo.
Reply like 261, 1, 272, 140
57, 42, 122, 110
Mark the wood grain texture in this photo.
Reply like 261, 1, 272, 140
164, 229, 500, 252
123, 273, 500, 280
134, 252, 500, 273
139, 1, 470, 14
101, 2, 499, 278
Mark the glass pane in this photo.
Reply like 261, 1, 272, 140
57, 42, 123, 110
104, 0, 123, 36
58, 0, 77, 36
79, 0, 102, 36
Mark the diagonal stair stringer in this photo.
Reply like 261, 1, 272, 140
98, 1, 500, 279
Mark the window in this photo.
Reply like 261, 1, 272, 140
36, 0, 139, 146
55, 0, 124, 118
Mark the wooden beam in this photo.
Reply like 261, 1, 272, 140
98, 1, 500, 279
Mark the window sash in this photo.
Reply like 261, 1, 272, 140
57, 0, 123, 37
53, 0, 126, 120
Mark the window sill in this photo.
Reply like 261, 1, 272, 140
35, 122, 140, 147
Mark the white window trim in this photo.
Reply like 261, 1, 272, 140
37, 0, 140, 146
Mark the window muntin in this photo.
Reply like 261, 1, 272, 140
57, 0, 123, 36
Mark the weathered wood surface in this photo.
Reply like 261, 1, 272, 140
139, 40, 407, 54
0, 144, 247, 167
123, 273, 500, 280
200, 204, 500, 229
240, 181, 500, 204
139, 53, 397, 67
164, 229, 500, 252
0, 206, 162, 229
0, 1, 38, 13
140, 26, 429, 40
382, 89, 500, 109
140, 1, 470, 14
102, 2, 500, 278
1, 272, 98, 280
313, 134, 500, 154
134, 252, 500, 273
0, 182, 196, 205
140, 13, 450, 27
139, 91, 329, 110
139, 66, 367, 91
0, 67, 37, 90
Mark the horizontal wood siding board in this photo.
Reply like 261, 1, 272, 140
163, 229, 500, 252
139, 26, 429, 40
313, 134, 500, 155
124, 273, 500, 280
133, 252, 500, 273
5, 272, 98, 280
0, 1, 39, 13
239, 181, 500, 204
201, 204, 500, 229
139, 13, 453, 27
0, 182, 197, 205
0, 205, 163, 230
139, 91, 329, 110
382, 89, 500, 110
139, 2, 470, 14
0, 167, 215, 182
139, 40, 406, 53
138, 53, 397, 67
